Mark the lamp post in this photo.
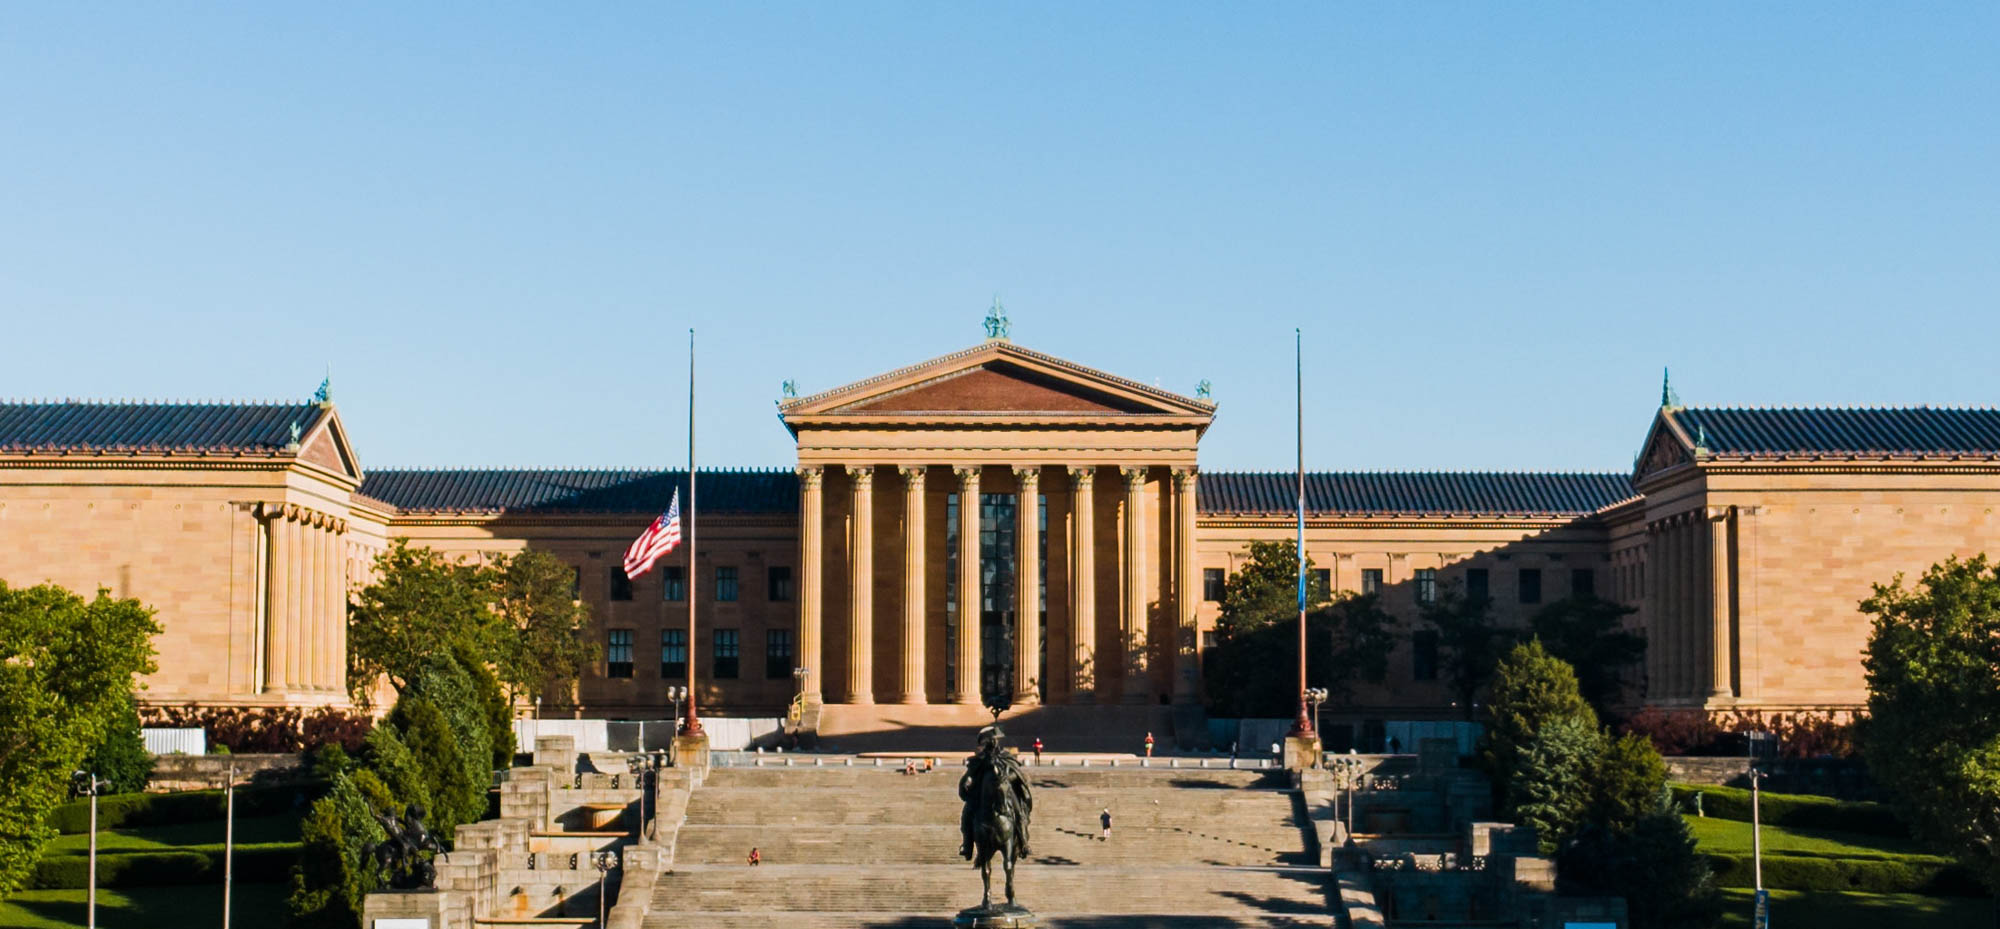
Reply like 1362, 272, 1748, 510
1305, 688, 1328, 753
590, 848, 620, 927
70, 770, 108, 929
222, 761, 238, 929
666, 685, 687, 737
1748, 730, 1776, 926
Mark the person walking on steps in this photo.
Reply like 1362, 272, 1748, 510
1100, 807, 1113, 841
1033, 737, 1044, 764
1144, 732, 1155, 758
748, 847, 761, 866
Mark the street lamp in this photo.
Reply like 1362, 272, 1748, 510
1748, 730, 1777, 923
590, 848, 620, 927
1304, 688, 1329, 753
666, 685, 688, 734
70, 770, 109, 929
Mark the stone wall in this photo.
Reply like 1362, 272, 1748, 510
1664, 756, 1751, 787
147, 752, 305, 792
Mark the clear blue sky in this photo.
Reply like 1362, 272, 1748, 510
4, 4, 1995, 473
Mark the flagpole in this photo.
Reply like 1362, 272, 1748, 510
1290, 328, 1314, 736
682, 328, 704, 737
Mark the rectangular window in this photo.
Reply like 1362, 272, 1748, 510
606, 628, 633, 679
1571, 568, 1595, 598
1202, 567, 1226, 602
766, 629, 793, 679
1466, 568, 1489, 602
713, 629, 740, 679
660, 629, 687, 679
1361, 568, 1383, 595
715, 566, 739, 602
570, 566, 582, 600
767, 566, 793, 602
1202, 630, 1218, 650
609, 566, 633, 601
1518, 568, 1543, 605
662, 566, 686, 602
1414, 568, 1437, 605
1413, 630, 1439, 681
1312, 568, 1331, 596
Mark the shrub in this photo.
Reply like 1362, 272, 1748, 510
1702, 851, 1984, 895
1668, 784, 1906, 838
46, 784, 314, 834
1561, 811, 1722, 929
139, 704, 374, 755
31, 845, 302, 888
1591, 733, 1668, 835
286, 774, 383, 929
1509, 715, 1603, 853
359, 724, 429, 817
1622, 707, 1858, 758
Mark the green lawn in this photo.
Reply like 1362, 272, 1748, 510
0, 883, 290, 928
42, 812, 303, 855
1686, 814, 1944, 861
1718, 888, 1991, 928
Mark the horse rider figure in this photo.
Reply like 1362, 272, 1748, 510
958, 724, 1034, 912
372, 803, 444, 889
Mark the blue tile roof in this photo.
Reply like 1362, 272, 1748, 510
1198, 472, 1636, 517
0, 401, 325, 453
358, 468, 800, 515
1672, 407, 2000, 457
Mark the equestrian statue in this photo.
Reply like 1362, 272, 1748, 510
955, 725, 1038, 927
370, 803, 444, 890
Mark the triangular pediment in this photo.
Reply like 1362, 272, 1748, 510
296, 408, 362, 484
1633, 408, 1693, 482
780, 341, 1215, 429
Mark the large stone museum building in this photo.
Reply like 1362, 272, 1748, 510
4, 334, 1998, 735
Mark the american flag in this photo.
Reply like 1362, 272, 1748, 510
622, 489, 682, 578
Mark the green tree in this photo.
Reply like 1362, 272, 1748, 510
1508, 714, 1604, 853
359, 723, 430, 816
82, 693, 155, 795
1205, 596, 1396, 718
490, 550, 594, 704
459, 646, 518, 770
1859, 554, 2000, 896
1322, 593, 1400, 701
347, 541, 496, 703
1560, 810, 1722, 929
0, 582, 159, 894
1419, 586, 1511, 718
1530, 595, 1644, 718
1482, 639, 1597, 798
1214, 540, 1330, 636
1589, 732, 1669, 836
286, 773, 384, 929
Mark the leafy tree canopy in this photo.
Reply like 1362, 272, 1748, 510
1530, 595, 1645, 719
490, 550, 595, 703
1419, 585, 1512, 718
1214, 540, 1330, 637
1204, 593, 1399, 717
0, 581, 159, 894
1483, 639, 1599, 821
83, 693, 155, 795
1859, 554, 2000, 895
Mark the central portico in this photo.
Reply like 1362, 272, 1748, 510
780, 338, 1215, 714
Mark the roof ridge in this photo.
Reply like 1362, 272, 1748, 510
1681, 404, 2000, 412
0, 398, 314, 407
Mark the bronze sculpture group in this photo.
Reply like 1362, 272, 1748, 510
371, 803, 444, 890
957, 725, 1035, 922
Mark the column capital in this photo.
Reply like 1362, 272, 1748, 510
954, 464, 981, 487
1120, 465, 1149, 489
898, 464, 927, 485
1067, 465, 1095, 488
1171, 466, 1198, 489
1706, 504, 1734, 522
849, 465, 875, 489
1013, 465, 1042, 488
796, 464, 824, 488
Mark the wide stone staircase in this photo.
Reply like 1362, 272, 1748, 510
645, 763, 1334, 928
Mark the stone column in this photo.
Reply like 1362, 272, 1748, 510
797, 466, 825, 704
310, 521, 329, 691
1661, 516, 1680, 700
899, 466, 928, 704
330, 524, 348, 697
953, 466, 982, 705
287, 510, 307, 691
1708, 505, 1734, 699
1013, 466, 1042, 706
1067, 466, 1097, 703
1172, 467, 1200, 705
1685, 514, 1701, 701
1121, 466, 1149, 705
1643, 522, 1661, 702
846, 465, 875, 705
297, 515, 317, 691
263, 508, 291, 695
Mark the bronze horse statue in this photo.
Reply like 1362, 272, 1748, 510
958, 726, 1033, 913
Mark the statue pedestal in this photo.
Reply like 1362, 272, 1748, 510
1281, 734, 1321, 771
361, 888, 451, 929
672, 732, 711, 776
953, 903, 1041, 928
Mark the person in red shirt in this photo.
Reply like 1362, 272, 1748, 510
1032, 737, 1044, 764
1144, 732, 1155, 758
747, 847, 761, 866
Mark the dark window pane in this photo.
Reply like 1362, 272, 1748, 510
768, 566, 793, 602
1518, 568, 1542, 605
714, 629, 740, 679
1414, 568, 1437, 605
662, 566, 686, 602
606, 628, 634, 679
716, 566, 739, 602
1466, 568, 1489, 602
1311, 569, 1331, 597
609, 566, 633, 601
1361, 569, 1383, 595
661, 629, 687, 679
1571, 568, 1595, 597
1202, 568, 1225, 602
1413, 630, 1439, 681
766, 629, 793, 679
570, 566, 582, 600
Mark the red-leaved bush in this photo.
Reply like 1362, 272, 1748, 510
1620, 707, 1858, 759
140, 704, 375, 754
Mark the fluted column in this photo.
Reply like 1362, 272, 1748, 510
1708, 506, 1735, 699
899, 466, 928, 704
1013, 466, 1042, 706
1643, 523, 1661, 702
1661, 516, 1680, 699
1068, 466, 1097, 704
797, 466, 825, 703
330, 526, 348, 697
953, 466, 982, 705
846, 465, 875, 705
287, 510, 307, 691
1120, 466, 1149, 705
310, 521, 329, 691
263, 509, 292, 694
1684, 514, 1700, 701
1172, 467, 1200, 705
298, 515, 317, 691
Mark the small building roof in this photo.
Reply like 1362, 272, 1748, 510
359, 468, 800, 515
0, 401, 326, 454
1198, 471, 1636, 517
1670, 407, 2000, 458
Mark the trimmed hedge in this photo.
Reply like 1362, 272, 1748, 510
1704, 851, 1984, 896
31, 845, 301, 889
47, 785, 315, 834
1672, 783, 1905, 838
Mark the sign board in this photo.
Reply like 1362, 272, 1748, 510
1753, 888, 1771, 929
373, 920, 431, 929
